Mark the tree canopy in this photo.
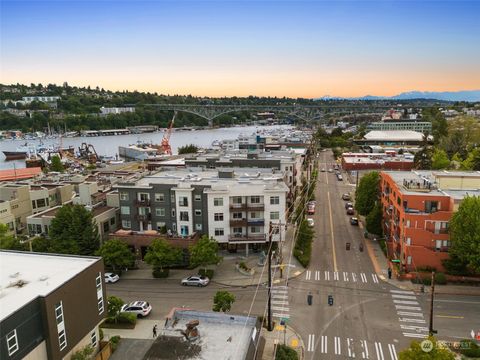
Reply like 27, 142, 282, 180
448, 196, 480, 274
212, 291, 235, 313
189, 235, 221, 271
144, 238, 182, 270
178, 144, 199, 155
50, 155, 64, 172
398, 337, 454, 360
355, 171, 380, 216
96, 239, 135, 272
431, 148, 450, 170
366, 203, 383, 236
48, 205, 100, 255
0, 224, 27, 250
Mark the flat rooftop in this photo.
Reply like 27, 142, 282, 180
158, 310, 257, 360
31, 205, 115, 218
0, 251, 99, 321
364, 130, 426, 141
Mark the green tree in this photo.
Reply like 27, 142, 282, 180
71, 345, 94, 360
366, 203, 383, 236
423, 107, 448, 144
50, 155, 64, 172
0, 224, 27, 250
398, 337, 454, 360
276, 344, 299, 360
212, 290, 235, 313
355, 171, 380, 216
189, 235, 221, 272
178, 144, 199, 155
48, 205, 100, 255
431, 148, 450, 170
96, 239, 135, 273
461, 147, 480, 170
107, 296, 125, 322
448, 196, 480, 274
144, 238, 182, 271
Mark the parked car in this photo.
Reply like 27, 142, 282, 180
345, 202, 353, 209
121, 301, 152, 317
307, 204, 315, 215
342, 193, 351, 201
307, 218, 315, 227
347, 207, 355, 215
337, 174, 343, 181
181, 275, 210, 287
104, 272, 120, 284
350, 217, 359, 225
328, 169, 333, 173
321, 168, 326, 172
307, 200, 317, 206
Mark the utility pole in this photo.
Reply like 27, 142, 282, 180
429, 271, 437, 336
267, 221, 273, 331
355, 170, 359, 188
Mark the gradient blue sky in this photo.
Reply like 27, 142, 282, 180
1, 1, 479, 97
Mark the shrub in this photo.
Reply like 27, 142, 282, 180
459, 339, 480, 357
117, 312, 137, 324
110, 336, 121, 352
435, 272, 447, 285
276, 344, 299, 360
198, 268, 214, 279
239, 262, 249, 271
99, 327, 104, 341
152, 267, 170, 278
412, 276, 431, 286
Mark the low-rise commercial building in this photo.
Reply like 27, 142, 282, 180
341, 152, 414, 171
0, 251, 106, 360
367, 121, 432, 133
380, 170, 480, 272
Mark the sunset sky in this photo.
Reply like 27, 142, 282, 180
1, 1, 479, 98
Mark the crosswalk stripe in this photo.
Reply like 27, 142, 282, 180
397, 311, 424, 317
343, 272, 349, 282
393, 300, 419, 305
307, 334, 315, 352
324, 271, 330, 280
334, 271, 339, 281
360, 273, 368, 283
273, 313, 290, 319
305, 270, 311, 281
402, 332, 428, 339
372, 274, 379, 283
272, 306, 290, 311
391, 294, 417, 300
334, 336, 341, 355
399, 318, 426, 324
347, 338, 355, 358
400, 325, 428, 331
272, 300, 289, 305
360, 340, 369, 359
375, 342, 384, 360
390, 289, 415, 295
388, 344, 397, 360
395, 305, 421, 311
352, 273, 357, 282
315, 271, 320, 281
320, 335, 327, 353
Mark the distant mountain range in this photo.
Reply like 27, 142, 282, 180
316, 90, 480, 102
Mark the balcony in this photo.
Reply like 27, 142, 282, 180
247, 203, 265, 211
425, 225, 449, 235
135, 199, 151, 207
228, 233, 267, 242
229, 203, 247, 210
230, 219, 247, 227
248, 219, 265, 226
135, 213, 151, 221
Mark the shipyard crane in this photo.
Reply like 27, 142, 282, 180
161, 111, 176, 155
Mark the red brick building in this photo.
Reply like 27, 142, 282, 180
380, 170, 480, 273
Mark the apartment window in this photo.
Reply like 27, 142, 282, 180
272, 225, 280, 234
171, 209, 176, 217
103, 222, 109, 233
406, 237, 411, 246
250, 196, 260, 204
58, 329, 67, 351
179, 196, 189, 207
156, 208, 165, 217
435, 240, 442, 251
6, 330, 18, 356
250, 212, 259, 219
138, 193, 149, 202
156, 222, 166, 230
270, 211, 280, 220
214, 228, 224, 236
155, 193, 165, 202
195, 209, 202, 216
180, 225, 189, 235
233, 227, 242, 234
91, 331, 97, 348
232, 196, 242, 204
55, 302, 64, 325
120, 192, 129, 201
425, 201, 438, 213
406, 220, 410, 227
172, 223, 177, 231
214, 198, 223, 206
110, 217, 115, 225
122, 220, 131, 229
442, 240, 450, 248
195, 223, 202, 231
195, 194, 202, 201
233, 212, 243, 219
214, 213, 224, 221
32, 200, 37, 209
171, 194, 175, 203
121, 206, 130, 215
407, 256, 412, 265
96, 272, 104, 314
180, 211, 189, 221
37, 198, 46, 208
250, 226, 260, 233
270, 196, 280, 205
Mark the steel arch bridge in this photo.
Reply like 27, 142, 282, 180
139, 103, 394, 124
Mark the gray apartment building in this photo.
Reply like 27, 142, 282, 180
0, 251, 106, 360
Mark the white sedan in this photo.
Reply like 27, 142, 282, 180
104, 272, 120, 283
181, 275, 210, 287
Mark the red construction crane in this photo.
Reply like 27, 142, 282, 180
161, 111, 176, 155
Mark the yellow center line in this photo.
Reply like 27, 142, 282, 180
327, 191, 338, 272
435, 315, 464, 319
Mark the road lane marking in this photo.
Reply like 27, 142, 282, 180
375, 342, 384, 360
400, 325, 428, 331
327, 191, 338, 272
352, 273, 357, 282
388, 344, 397, 360
334, 336, 342, 355
347, 338, 355, 358
320, 335, 327, 353
305, 270, 311, 280
402, 332, 427, 339
393, 300, 419, 305
272, 306, 290, 311
397, 312, 424, 317
399, 318, 426, 324
307, 334, 315, 352
325, 271, 330, 280
435, 315, 464, 319
273, 313, 290, 318
315, 271, 320, 281
343, 272, 349, 282
360, 273, 368, 283
372, 274, 379, 283
395, 305, 422, 311
360, 340, 369, 359
334, 271, 339, 281
391, 294, 417, 300
390, 290, 415, 295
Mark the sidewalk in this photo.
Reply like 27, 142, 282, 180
261, 324, 304, 360
120, 224, 305, 288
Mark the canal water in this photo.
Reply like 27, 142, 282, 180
0, 125, 293, 170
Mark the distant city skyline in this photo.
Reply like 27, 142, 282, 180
1, 1, 479, 98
